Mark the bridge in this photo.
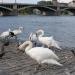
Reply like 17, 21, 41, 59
0, 3, 75, 16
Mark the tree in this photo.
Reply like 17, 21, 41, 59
37, 1, 52, 5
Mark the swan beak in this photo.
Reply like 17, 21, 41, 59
17, 47, 25, 53
57, 46, 62, 50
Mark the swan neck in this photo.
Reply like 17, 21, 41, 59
29, 33, 33, 41
37, 30, 44, 37
8, 28, 11, 32
25, 41, 33, 52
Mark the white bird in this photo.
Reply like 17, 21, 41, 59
18, 41, 62, 67
0, 28, 11, 38
8, 27, 24, 47
29, 32, 38, 46
29, 32, 37, 42
35, 29, 61, 49
12, 26, 23, 35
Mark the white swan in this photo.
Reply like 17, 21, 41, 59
29, 32, 37, 42
12, 26, 23, 35
29, 32, 38, 46
9, 27, 23, 47
0, 28, 11, 38
35, 29, 61, 49
18, 41, 62, 67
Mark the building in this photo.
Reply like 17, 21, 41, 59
59, 3, 68, 7
68, 0, 75, 7
52, 0, 58, 6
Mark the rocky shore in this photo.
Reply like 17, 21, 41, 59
0, 42, 75, 75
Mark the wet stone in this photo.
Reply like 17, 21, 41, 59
0, 42, 75, 75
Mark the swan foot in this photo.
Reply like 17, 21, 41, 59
34, 64, 41, 73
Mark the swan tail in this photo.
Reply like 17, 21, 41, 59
49, 50, 59, 60
51, 39, 61, 50
55, 41, 61, 50
41, 59, 63, 66
53, 54, 59, 60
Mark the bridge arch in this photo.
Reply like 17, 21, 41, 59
0, 6, 12, 11
62, 8, 75, 15
18, 6, 56, 15
0, 6, 12, 16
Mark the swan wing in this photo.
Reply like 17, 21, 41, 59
12, 30, 22, 35
39, 37, 61, 49
38, 37, 53, 45
41, 59, 63, 66
51, 38, 61, 49
26, 47, 59, 62
0, 31, 9, 38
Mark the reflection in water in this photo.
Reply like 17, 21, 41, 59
0, 12, 3, 16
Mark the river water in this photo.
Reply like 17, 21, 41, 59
0, 15, 75, 47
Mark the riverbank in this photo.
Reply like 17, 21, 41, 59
0, 42, 75, 75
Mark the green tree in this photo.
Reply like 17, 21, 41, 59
37, 1, 52, 5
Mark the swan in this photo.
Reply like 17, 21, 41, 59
0, 28, 11, 38
29, 32, 38, 46
29, 33, 37, 42
9, 27, 23, 46
18, 41, 62, 67
12, 26, 23, 35
35, 29, 61, 49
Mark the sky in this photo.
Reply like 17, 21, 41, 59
0, 0, 73, 4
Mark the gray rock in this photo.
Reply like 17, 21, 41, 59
0, 70, 10, 75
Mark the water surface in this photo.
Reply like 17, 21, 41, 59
0, 15, 75, 47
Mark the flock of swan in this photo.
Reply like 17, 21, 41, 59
0, 26, 63, 70
0, 27, 23, 38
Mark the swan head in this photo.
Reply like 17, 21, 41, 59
19, 26, 24, 31
18, 41, 33, 52
36, 29, 44, 37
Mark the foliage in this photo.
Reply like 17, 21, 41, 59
37, 1, 52, 5
61, 10, 73, 16
18, 8, 33, 15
